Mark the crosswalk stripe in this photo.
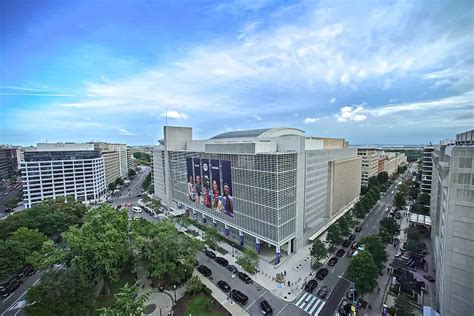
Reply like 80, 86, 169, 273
314, 300, 326, 315
305, 293, 313, 303
304, 296, 317, 312
296, 292, 309, 306
309, 299, 323, 314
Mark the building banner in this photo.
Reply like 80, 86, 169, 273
186, 158, 194, 202
201, 159, 211, 208
221, 160, 234, 217
193, 158, 202, 206
210, 159, 222, 213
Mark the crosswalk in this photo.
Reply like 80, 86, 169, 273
295, 292, 325, 315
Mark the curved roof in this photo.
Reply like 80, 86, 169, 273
211, 128, 305, 139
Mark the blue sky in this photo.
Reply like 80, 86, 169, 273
1, 0, 473, 146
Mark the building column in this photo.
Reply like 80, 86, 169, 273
287, 239, 292, 255
275, 246, 281, 264
224, 224, 229, 237
256, 238, 261, 253
239, 230, 244, 246
192, 209, 197, 219
202, 214, 206, 224
212, 218, 217, 228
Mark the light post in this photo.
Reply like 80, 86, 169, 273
159, 306, 162, 316
173, 285, 177, 305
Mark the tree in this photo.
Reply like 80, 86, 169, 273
128, 169, 136, 178
360, 186, 369, 195
310, 239, 328, 266
185, 296, 214, 316
236, 248, 260, 274
379, 217, 400, 239
353, 203, 366, 220
377, 172, 389, 184
337, 216, 352, 237
98, 282, 149, 316
410, 186, 420, 200
142, 173, 151, 191
418, 193, 430, 206
186, 275, 207, 295
393, 294, 413, 316
204, 229, 220, 250
4, 194, 22, 209
359, 235, 387, 272
368, 176, 379, 189
108, 182, 117, 191
115, 178, 124, 186
347, 250, 378, 296
326, 224, 343, 248
394, 192, 406, 209
63, 204, 130, 295
26, 267, 95, 316
399, 183, 409, 197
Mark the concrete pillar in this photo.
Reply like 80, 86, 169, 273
239, 230, 244, 246
192, 209, 197, 219
224, 224, 229, 237
256, 238, 261, 253
287, 239, 292, 255
202, 214, 206, 224
212, 218, 217, 227
275, 245, 281, 264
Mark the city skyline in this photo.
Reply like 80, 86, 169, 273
1, 0, 473, 146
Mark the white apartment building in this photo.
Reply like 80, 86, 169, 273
357, 148, 380, 186
430, 130, 474, 315
21, 143, 106, 208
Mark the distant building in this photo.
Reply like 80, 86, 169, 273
153, 126, 361, 262
422, 146, 434, 194
357, 148, 380, 186
91, 142, 128, 179
0, 147, 19, 180
101, 151, 120, 185
430, 130, 474, 315
21, 143, 106, 208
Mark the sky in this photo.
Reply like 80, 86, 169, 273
0, 0, 473, 146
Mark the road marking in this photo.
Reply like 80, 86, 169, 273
296, 292, 309, 305
372, 225, 376, 229
314, 300, 326, 315
276, 303, 289, 316
1, 278, 40, 316
331, 268, 336, 273
304, 296, 317, 311
245, 290, 267, 311
309, 299, 324, 314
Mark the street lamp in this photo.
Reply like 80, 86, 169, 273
159, 306, 162, 316
173, 285, 177, 305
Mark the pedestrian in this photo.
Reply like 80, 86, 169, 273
368, 305, 372, 310
377, 287, 380, 293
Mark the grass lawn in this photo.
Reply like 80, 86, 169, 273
175, 293, 228, 316
94, 271, 136, 313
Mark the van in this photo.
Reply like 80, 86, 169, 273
231, 289, 248, 305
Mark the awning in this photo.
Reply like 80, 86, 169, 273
169, 209, 186, 217
409, 213, 431, 226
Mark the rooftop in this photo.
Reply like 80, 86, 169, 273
210, 127, 305, 140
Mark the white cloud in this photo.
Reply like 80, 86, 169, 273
118, 128, 136, 136
336, 105, 367, 122
340, 73, 351, 85
329, 97, 336, 104
304, 117, 319, 124
161, 110, 188, 120
250, 114, 262, 120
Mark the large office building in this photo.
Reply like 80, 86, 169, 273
21, 143, 106, 208
430, 130, 474, 315
91, 142, 129, 179
0, 147, 19, 180
357, 148, 380, 186
422, 146, 434, 194
153, 126, 361, 262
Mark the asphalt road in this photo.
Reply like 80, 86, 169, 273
0, 187, 22, 218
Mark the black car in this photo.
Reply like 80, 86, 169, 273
231, 289, 248, 305
261, 300, 273, 315
336, 249, 345, 257
226, 265, 238, 274
215, 257, 229, 267
342, 239, 351, 247
355, 226, 362, 232
317, 285, 330, 299
0, 277, 22, 298
217, 280, 231, 292
348, 234, 356, 241
237, 272, 253, 284
304, 279, 318, 293
328, 257, 338, 266
18, 265, 36, 277
197, 265, 212, 277
316, 268, 329, 280
204, 250, 216, 259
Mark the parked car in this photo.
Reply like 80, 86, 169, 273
423, 275, 435, 282
342, 239, 351, 247
132, 206, 142, 213
346, 250, 355, 257
204, 250, 216, 259
304, 279, 318, 293
226, 265, 238, 274
336, 249, 345, 257
215, 257, 229, 267
351, 241, 359, 249
237, 272, 253, 284
348, 234, 356, 241
260, 300, 273, 315
355, 226, 362, 232
317, 285, 330, 299
328, 257, 338, 266
18, 265, 35, 277
231, 289, 248, 305
316, 268, 329, 280
0, 276, 22, 298
217, 280, 231, 292
197, 265, 212, 277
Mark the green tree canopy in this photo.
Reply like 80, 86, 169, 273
326, 224, 343, 248
377, 172, 389, 184
26, 267, 95, 316
98, 282, 149, 316
394, 192, 406, 209
353, 203, 367, 220
418, 193, 431, 206
336, 216, 352, 237
128, 168, 137, 178
310, 239, 328, 265
141, 173, 151, 192
359, 235, 387, 271
115, 178, 124, 186
108, 182, 117, 191
186, 275, 207, 296
347, 250, 378, 296
394, 294, 413, 316
204, 229, 220, 250
379, 217, 400, 239
236, 248, 260, 275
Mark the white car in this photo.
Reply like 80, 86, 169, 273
132, 206, 142, 213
